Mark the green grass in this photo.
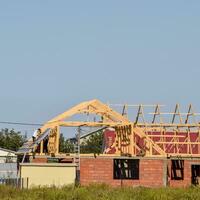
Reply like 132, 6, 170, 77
0, 184, 200, 200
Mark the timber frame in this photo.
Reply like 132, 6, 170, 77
19, 99, 200, 158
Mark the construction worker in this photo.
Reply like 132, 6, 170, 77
32, 128, 41, 142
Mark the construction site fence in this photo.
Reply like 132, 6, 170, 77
0, 177, 28, 189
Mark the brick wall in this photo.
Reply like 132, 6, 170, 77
169, 160, 200, 187
31, 157, 47, 163
80, 157, 164, 187
140, 159, 164, 187
30, 156, 200, 187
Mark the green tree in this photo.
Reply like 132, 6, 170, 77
59, 133, 74, 153
81, 131, 103, 154
0, 128, 26, 151
64, 140, 74, 153
59, 133, 65, 153
59, 131, 103, 154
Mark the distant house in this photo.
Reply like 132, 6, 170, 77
0, 148, 17, 179
0, 147, 17, 163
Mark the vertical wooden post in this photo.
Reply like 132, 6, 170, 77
40, 141, 43, 155
55, 126, 60, 155
145, 140, 150, 156
130, 124, 134, 156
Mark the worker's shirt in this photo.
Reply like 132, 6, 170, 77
32, 130, 38, 137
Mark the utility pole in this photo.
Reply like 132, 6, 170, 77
74, 126, 81, 183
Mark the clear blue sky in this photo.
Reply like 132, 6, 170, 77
0, 1, 200, 135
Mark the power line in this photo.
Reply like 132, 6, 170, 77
0, 121, 43, 126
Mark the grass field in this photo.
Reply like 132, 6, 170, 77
0, 184, 200, 200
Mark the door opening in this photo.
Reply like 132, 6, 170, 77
191, 165, 200, 186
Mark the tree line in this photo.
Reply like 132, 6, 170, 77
59, 131, 103, 154
0, 128, 27, 151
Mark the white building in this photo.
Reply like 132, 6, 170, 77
0, 148, 17, 179
0, 147, 17, 163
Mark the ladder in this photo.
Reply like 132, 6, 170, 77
21, 152, 27, 163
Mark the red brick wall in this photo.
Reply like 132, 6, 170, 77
169, 160, 200, 187
31, 157, 47, 163
80, 157, 164, 187
140, 159, 164, 187
30, 156, 200, 187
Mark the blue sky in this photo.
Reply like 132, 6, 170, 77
0, 1, 200, 136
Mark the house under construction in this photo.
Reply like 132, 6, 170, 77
17, 99, 200, 187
